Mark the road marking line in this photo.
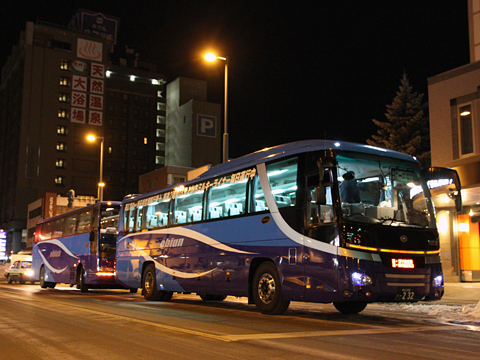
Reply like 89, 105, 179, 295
220, 325, 454, 342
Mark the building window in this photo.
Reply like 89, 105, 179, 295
57, 126, 67, 135
156, 142, 165, 151
157, 102, 166, 111
59, 93, 68, 103
123, 94, 128, 101
459, 104, 475, 156
157, 90, 163, 98
108, 147, 112, 154
144, 137, 148, 145
60, 59, 69, 70
56, 142, 66, 151
157, 116, 166, 124
60, 77, 69, 87
55, 176, 64, 185
58, 109, 68, 119
156, 129, 165, 138
56, 159, 65, 168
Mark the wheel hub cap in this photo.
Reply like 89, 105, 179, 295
258, 273, 275, 304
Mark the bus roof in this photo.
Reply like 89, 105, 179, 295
36, 201, 121, 224
198, 140, 416, 179
127, 140, 418, 203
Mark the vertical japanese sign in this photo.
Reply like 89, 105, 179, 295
43, 192, 57, 219
73, 40, 105, 126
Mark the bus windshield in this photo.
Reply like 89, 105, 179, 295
335, 152, 435, 228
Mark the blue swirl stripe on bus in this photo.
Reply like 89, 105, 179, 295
36, 239, 79, 274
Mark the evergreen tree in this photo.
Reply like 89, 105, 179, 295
367, 72, 431, 168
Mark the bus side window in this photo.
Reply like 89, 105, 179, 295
146, 199, 169, 230
172, 191, 203, 225
253, 175, 268, 213
265, 157, 298, 209
208, 175, 247, 219
135, 206, 145, 231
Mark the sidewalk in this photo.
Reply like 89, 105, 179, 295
440, 282, 480, 305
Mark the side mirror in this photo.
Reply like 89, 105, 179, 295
426, 167, 462, 212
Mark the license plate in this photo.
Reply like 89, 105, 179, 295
395, 287, 416, 301
391, 258, 415, 269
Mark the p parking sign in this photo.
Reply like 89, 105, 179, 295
197, 114, 216, 138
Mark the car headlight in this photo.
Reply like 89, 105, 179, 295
351, 271, 373, 286
24, 270, 34, 277
432, 275, 443, 287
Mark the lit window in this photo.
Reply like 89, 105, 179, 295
59, 93, 68, 103
58, 109, 68, 119
152, 79, 159, 85
156, 142, 165, 151
106, 70, 112, 78
60, 59, 69, 70
156, 129, 165, 138
459, 104, 475, 156
144, 137, 148, 145
55, 159, 65, 168
55, 176, 64, 185
157, 102, 166, 111
56, 142, 66, 151
57, 126, 66, 135
60, 77, 69, 86
108, 147, 112, 154
130, 75, 135, 82
157, 90, 163, 98
157, 115, 165, 124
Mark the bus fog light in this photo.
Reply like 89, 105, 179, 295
366, 291, 372, 297
343, 289, 351, 297
351, 272, 372, 286
432, 275, 443, 287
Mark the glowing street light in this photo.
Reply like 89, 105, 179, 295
204, 52, 229, 163
86, 134, 105, 202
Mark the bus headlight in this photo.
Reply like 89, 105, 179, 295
351, 272, 372, 286
432, 275, 443, 287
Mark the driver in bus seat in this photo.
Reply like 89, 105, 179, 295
340, 171, 361, 203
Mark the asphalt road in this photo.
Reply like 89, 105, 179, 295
1, 282, 479, 360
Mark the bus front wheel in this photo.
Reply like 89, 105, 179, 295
252, 262, 290, 315
39, 266, 56, 289
333, 301, 367, 314
142, 264, 172, 301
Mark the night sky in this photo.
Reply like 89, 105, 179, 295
1, 1, 470, 159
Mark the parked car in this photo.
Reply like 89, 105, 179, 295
4, 259, 36, 284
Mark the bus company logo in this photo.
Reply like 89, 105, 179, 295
50, 250, 62, 258
157, 237, 184, 249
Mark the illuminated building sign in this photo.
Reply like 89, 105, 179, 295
0, 230, 6, 260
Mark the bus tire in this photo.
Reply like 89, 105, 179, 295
142, 264, 164, 301
129, 288, 138, 293
252, 262, 290, 315
333, 301, 367, 314
39, 266, 49, 288
77, 267, 88, 293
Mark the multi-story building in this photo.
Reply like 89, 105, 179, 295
0, 10, 221, 254
428, 0, 480, 282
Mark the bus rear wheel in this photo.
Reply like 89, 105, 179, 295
76, 267, 88, 292
142, 264, 172, 301
252, 262, 290, 315
333, 301, 367, 314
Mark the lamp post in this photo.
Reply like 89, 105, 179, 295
204, 52, 229, 163
86, 134, 105, 202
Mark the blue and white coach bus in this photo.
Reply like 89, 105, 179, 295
32, 202, 132, 292
116, 140, 461, 314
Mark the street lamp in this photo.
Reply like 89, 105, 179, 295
204, 52, 229, 163
86, 134, 105, 202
